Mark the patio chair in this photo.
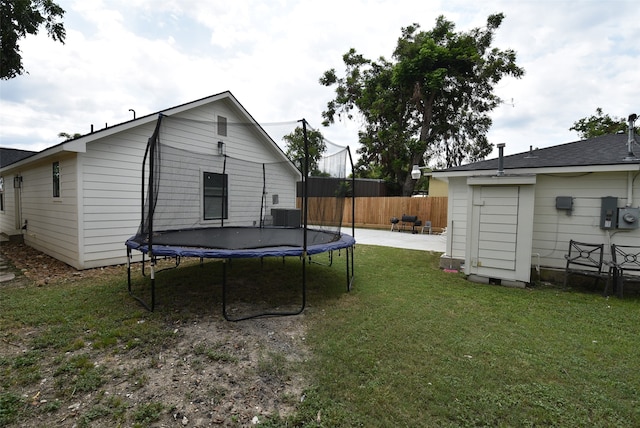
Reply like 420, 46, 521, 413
606, 244, 640, 298
421, 220, 432, 234
563, 240, 607, 290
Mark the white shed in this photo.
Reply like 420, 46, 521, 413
433, 133, 640, 286
0, 91, 300, 269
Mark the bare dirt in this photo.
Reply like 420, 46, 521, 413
0, 241, 311, 427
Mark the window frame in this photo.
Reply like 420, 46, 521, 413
0, 176, 4, 212
217, 115, 227, 137
52, 161, 60, 198
203, 171, 228, 221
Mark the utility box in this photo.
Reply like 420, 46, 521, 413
617, 207, 639, 230
600, 197, 618, 229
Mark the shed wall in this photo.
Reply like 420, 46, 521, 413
532, 172, 640, 269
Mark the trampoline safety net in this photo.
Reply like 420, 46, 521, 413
125, 114, 355, 320
132, 115, 354, 248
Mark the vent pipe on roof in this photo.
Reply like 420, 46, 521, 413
624, 113, 638, 162
497, 143, 505, 176
524, 145, 537, 159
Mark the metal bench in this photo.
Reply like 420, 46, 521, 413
563, 240, 607, 289
606, 244, 640, 298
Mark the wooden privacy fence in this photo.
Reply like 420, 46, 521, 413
298, 197, 448, 231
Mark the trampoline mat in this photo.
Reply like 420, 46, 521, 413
126, 227, 355, 258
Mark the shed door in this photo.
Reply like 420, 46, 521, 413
468, 185, 534, 282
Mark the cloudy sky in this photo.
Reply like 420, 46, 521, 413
1, 0, 639, 164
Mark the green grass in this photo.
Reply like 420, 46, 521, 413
289, 245, 640, 427
1, 244, 639, 427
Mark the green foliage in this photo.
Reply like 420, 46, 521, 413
570, 107, 636, 139
0, 392, 24, 426
0, 0, 67, 79
53, 354, 105, 396
193, 341, 238, 364
132, 402, 164, 425
282, 125, 327, 175
320, 14, 524, 195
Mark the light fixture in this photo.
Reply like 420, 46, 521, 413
411, 164, 422, 180
13, 175, 22, 189
217, 141, 225, 155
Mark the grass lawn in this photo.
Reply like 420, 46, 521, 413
292, 245, 640, 427
1, 244, 639, 427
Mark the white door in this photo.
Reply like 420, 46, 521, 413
467, 184, 534, 283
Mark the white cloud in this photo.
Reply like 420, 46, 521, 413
1, 0, 638, 161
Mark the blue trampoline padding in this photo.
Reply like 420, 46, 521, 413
126, 227, 355, 259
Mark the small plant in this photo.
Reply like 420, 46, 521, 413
53, 354, 105, 396
77, 404, 111, 428
132, 401, 164, 425
0, 392, 23, 426
193, 342, 238, 364
256, 351, 288, 381
40, 399, 61, 413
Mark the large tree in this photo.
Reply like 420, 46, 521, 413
1, 0, 66, 80
282, 125, 327, 176
569, 108, 634, 139
320, 14, 524, 195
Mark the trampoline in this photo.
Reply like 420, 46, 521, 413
125, 115, 356, 321
126, 227, 355, 259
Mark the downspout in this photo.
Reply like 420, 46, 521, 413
628, 171, 634, 207
625, 113, 638, 206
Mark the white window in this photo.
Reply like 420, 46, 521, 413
217, 115, 227, 137
52, 161, 60, 198
203, 172, 228, 220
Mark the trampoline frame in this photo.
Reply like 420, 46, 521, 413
125, 118, 356, 321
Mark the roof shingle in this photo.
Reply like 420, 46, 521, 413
442, 133, 640, 172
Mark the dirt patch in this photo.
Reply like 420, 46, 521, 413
0, 241, 311, 427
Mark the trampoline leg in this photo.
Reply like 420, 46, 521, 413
141, 252, 147, 277
150, 259, 156, 311
126, 250, 155, 312
222, 259, 230, 321
346, 246, 355, 292
127, 247, 132, 292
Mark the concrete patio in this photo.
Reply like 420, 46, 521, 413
344, 227, 447, 252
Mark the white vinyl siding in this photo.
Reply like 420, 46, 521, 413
79, 124, 154, 268
531, 172, 640, 269
19, 154, 80, 267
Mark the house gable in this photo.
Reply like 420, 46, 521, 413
1, 92, 301, 269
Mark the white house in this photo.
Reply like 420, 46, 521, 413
432, 132, 640, 286
0, 91, 300, 269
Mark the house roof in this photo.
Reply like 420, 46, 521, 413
439, 133, 640, 174
0, 148, 37, 168
0, 91, 297, 174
